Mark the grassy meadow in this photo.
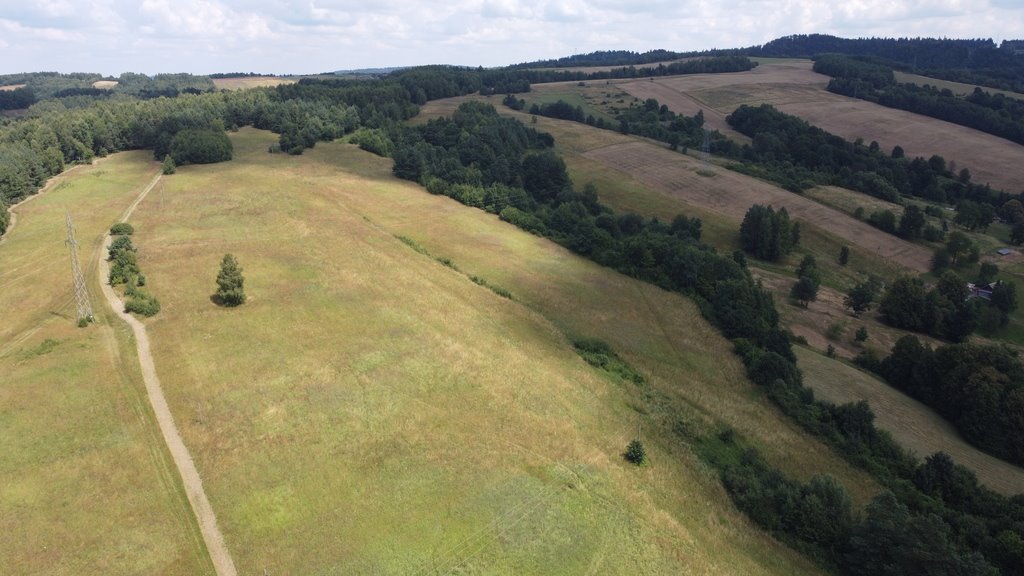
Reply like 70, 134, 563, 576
113, 127, 888, 574
0, 153, 210, 574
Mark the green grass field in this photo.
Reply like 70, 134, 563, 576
103, 127, 886, 574
0, 154, 210, 574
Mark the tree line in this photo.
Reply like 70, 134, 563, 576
866, 336, 1024, 468
816, 54, 1024, 146
725, 103, 1008, 207
750, 34, 1024, 92
370, 101, 1024, 573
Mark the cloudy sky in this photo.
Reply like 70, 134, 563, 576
1, 0, 1022, 75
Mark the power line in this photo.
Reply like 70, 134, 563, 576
65, 211, 94, 325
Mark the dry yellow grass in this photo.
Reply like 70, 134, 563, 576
797, 347, 1024, 495
113, 127, 887, 574
92, 80, 118, 90
0, 83, 26, 91
0, 153, 210, 575
616, 60, 1024, 193
582, 140, 932, 272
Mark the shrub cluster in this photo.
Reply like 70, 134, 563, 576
108, 228, 159, 317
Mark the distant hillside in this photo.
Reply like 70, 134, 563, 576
747, 34, 1024, 92
512, 49, 685, 69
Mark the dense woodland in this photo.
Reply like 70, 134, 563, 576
4, 41, 1024, 574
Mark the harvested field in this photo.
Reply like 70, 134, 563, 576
92, 80, 118, 89
583, 140, 933, 272
894, 71, 1024, 100
211, 76, 296, 90
775, 97, 1024, 193
0, 83, 26, 91
797, 346, 1024, 496
618, 60, 1024, 193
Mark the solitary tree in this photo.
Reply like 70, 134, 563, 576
791, 276, 819, 308
838, 245, 850, 266
215, 253, 246, 306
624, 439, 646, 465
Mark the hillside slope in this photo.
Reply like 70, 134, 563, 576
615, 59, 1024, 193
117, 128, 883, 574
0, 153, 210, 575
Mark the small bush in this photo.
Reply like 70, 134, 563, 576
624, 439, 646, 465
108, 235, 135, 260
825, 321, 846, 341
125, 291, 161, 317
349, 128, 393, 157
573, 337, 645, 384
110, 222, 134, 236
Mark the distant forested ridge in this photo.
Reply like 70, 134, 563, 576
749, 34, 1024, 92
0, 72, 216, 108
512, 49, 687, 68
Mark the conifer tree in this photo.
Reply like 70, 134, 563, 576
215, 253, 246, 306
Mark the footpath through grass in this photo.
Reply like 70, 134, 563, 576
0, 153, 210, 575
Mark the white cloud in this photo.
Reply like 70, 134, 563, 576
0, 0, 1021, 74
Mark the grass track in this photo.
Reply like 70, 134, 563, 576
0, 153, 211, 575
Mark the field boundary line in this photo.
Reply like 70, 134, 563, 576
97, 173, 238, 576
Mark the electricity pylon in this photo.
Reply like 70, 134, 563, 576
65, 211, 93, 324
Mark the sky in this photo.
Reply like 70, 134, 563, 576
1, 0, 1023, 76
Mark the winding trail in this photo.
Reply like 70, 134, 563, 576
0, 163, 89, 246
98, 173, 238, 576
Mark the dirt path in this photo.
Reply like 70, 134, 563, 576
98, 174, 238, 576
0, 163, 90, 246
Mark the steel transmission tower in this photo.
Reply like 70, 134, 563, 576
700, 128, 714, 176
65, 211, 94, 324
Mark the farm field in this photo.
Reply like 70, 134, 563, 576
582, 140, 932, 272
893, 71, 1024, 99
796, 347, 1024, 495
211, 76, 296, 90
92, 80, 118, 89
616, 60, 1024, 193
115, 127, 885, 574
0, 153, 209, 574
0, 83, 26, 91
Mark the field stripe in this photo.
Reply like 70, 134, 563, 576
98, 173, 238, 576
583, 140, 933, 272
